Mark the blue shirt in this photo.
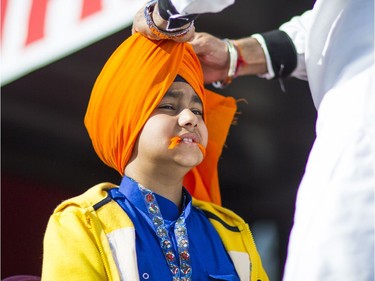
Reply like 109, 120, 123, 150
108, 176, 240, 281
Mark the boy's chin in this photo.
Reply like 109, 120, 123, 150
173, 154, 204, 169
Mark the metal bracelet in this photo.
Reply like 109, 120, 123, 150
144, 1, 194, 40
212, 39, 239, 89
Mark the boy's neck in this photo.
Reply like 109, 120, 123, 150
125, 167, 186, 208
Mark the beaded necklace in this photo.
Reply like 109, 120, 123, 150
138, 183, 192, 281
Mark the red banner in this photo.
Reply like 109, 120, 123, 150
1, 0, 143, 86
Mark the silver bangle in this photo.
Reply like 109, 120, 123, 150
144, 0, 194, 39
212, 39, 238, 89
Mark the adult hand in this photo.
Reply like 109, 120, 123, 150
131, 3, 195, 43
190, 32, 229, 84
132, 4, 160, 40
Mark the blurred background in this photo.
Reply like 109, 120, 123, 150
2, 0, 316, 280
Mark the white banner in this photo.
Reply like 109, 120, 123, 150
1, 0, 144, 86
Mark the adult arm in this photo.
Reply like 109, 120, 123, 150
132, 1, 312, 85
192, 10, 313, 84
276, 10, 313, 80
242, 10, 313, 81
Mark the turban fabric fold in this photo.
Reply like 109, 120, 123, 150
84, 33, 236, 205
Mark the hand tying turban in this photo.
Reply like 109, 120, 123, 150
84, 33, 236, 205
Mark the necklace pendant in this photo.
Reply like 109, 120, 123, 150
170, 264, 179, 275
178, 238, 189, 248
161, 239, 172, 249
180, 250, 190, 261
165, 251, 175, 262
156, 226, 168, 238
138, 183, 192, 281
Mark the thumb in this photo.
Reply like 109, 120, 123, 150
189, 33, 205, 54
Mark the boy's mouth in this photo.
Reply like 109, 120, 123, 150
168, 136, 206, 157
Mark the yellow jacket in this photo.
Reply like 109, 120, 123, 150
42, 183, 269, 281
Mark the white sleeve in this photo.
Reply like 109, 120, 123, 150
279, 10, 313, 80
170, 0, 235, 15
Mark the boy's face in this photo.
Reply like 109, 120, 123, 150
134, 81, 208, 169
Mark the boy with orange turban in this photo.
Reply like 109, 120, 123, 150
41, 33, 268, 281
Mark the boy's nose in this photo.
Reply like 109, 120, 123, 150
178, 109, 198, 129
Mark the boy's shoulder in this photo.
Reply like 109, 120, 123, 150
49, 183, 135, 234
53, 182, 119, 214
192, 198, 246, 228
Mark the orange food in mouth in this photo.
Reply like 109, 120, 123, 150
168, 136, 206, 157
168, 136, 182, 149
197, 143, 206, 158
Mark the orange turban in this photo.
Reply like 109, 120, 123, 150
84, 33, 236, 205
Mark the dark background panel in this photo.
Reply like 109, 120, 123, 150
1, 0, 316, 279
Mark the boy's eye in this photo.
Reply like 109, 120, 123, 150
159, 104, 176, 110
191, 109, 203, 116
158, 104, 203, 116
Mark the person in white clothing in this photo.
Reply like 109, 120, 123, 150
133, 0, 374, 280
